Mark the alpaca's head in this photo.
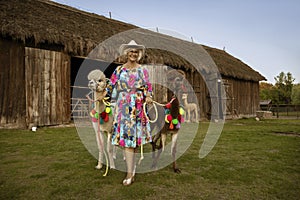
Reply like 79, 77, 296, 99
87, 70, 107, 92
182, 93, 188, 100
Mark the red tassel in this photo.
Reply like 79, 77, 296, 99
101, 111, 106, 119
165, 103, 171, 109
104, 114, 109, 122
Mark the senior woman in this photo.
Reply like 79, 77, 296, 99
109, 40, 153, 186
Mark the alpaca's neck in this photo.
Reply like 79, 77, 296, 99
94, 92, 106, 112
183, 98, 188, 105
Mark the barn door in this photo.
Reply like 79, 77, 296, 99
25, 47, 70, 128
0, 39, 26, 128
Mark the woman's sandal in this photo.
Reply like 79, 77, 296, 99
123, 176, 134, 186
123, 165, 136, 186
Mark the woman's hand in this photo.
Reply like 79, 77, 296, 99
145, 96, 153, 104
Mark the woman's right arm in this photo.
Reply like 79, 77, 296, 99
106, 66, 122, 98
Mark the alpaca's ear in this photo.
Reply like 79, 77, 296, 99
99, 73, 106, 81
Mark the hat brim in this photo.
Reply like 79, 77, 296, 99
119, 43, 145, 61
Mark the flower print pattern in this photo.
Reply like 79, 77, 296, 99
109, 65, 152, 148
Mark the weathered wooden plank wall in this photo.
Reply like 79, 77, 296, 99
0, 41, 261, 129
25, 47, 70, 128
185, 69, 209, 120
0, 39, 26, 128
185, 71, 260, 120
227, 78, 260, 117
146, 64, 168, 103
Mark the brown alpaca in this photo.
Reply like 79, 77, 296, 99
151, 70, 185, 173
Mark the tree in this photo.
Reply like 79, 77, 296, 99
259, 82, 274, 100
291, 83, 300, 104
274, 72, 295, 104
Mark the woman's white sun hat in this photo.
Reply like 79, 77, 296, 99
119, 40, 145, 61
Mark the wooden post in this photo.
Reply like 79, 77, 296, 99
218, 79, 223, 120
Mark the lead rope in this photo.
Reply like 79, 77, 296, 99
142, 97, 176, 123
143, 102, 158, 123
87, 91, 109, 176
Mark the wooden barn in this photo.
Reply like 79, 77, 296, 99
0, 0, 265, 129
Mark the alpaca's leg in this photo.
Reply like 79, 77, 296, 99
161, 133, 167, 152
93, 122, 103, 169
107, 133, 115, 169
171, 133, 180, 173
151, 132, 162, 169
170, 133, 178, 156
113, 145, 117, 159
194, 106, 199, 122
187, 109, 191, 122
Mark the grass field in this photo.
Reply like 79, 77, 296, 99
0, 119, 299, 199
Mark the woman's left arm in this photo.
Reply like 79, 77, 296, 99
142, 67, 153, 104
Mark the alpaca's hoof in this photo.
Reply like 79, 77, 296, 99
151, 163, 158, 170
110, 166, 116, 169
95, 164, 103, 170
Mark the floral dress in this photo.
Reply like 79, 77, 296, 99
108, 65, 152, 148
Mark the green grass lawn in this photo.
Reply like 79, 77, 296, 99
1, 119, 299, 199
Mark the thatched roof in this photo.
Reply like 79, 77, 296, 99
0, 0, 265, 81
203, 46, 266, 81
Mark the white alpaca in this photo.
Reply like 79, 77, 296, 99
182, 93, 198, 122
87, 70, 115, 170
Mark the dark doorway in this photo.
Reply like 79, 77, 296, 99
70, 57, 118, 98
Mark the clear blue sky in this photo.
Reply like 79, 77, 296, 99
52, 0, 300, 84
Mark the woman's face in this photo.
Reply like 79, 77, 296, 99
127, 49, 139, 62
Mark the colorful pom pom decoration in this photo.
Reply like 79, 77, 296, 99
172, 118, 178, 125
167, 114, 173, 122
100, 118, 104, 124
104, 114, 109, 122
169, 122, 174, 129
165, 115, 169, 123
165, 103, 171, 109
179, 107, 185, 115
91, 109, 96, 115
105, 107, 111, 113
90, 107, 111, 124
